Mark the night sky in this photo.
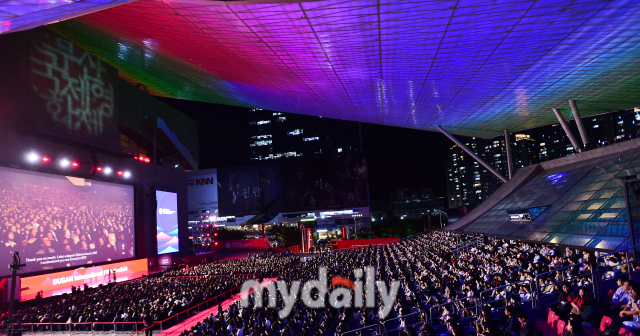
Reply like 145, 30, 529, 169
158, 97, 451, 203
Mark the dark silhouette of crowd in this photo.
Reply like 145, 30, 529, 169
1, 275, 249, 331
165, 252, 299, 277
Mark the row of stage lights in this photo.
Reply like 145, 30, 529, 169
26, 152, 132, 179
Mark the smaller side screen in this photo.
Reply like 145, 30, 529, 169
156, 190, 179, 254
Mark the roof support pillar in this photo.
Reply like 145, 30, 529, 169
435, 125, 508, 183
569, 100, 590, 150
504, 129, 513, 180
552, 108, 582, 153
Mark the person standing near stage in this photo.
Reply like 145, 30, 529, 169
143, 310, 154, 336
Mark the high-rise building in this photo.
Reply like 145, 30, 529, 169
447, 137, 511, 208
247, 109, 362, 161
447, 108, 640, 208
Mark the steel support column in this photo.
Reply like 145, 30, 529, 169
552, 108, 582, 153
435, 125, 508, 183
504, 129, 513, 180
569, 100, 590, 149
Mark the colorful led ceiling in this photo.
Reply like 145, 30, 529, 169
0, 0, 133, 34
9, 0, 640, 137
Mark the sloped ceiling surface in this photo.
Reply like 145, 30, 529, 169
6, 0, 640, 137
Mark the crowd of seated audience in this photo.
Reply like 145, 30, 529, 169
165, 252, 299, 277
1, 273, 252, 331
0, 182, 134, 262
4, 230, 640, 336
177, 231, 640, 336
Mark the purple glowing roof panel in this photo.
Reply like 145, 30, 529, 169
0, 0, 133, 34
7, 0, 640, 137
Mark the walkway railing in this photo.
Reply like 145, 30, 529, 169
5, 283, 245, 336
428, 295, 479, 329
451, 236, 483, 257
130, 283, 245, 336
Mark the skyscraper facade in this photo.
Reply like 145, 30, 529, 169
447, 108, 640, 208
247, 109, 362, 161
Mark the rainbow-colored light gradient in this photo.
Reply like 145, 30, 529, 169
8, 0, 640, 137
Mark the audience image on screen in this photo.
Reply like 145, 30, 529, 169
0, 177, 134, 274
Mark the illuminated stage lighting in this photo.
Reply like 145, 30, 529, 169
117, 170, 123, 176
104, 167, 112, 175
96, 166, 102, 171
123, 171, 131, 178
59, 158, 70, 168
27, 152, 39, 163
41, 156, 50, 163
71, 162, 79, 168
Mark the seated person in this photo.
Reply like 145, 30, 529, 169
516, 311, 541, 336
502, 306, 521, 335
579, 294, 602, 328
554, 283, 576, 318
611, 279, 634, 312
566, 318, 586, 336
620, 283, 640, 333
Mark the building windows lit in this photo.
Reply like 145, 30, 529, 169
250, 140, 272, 147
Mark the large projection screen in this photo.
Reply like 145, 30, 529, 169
156, 190, 179, 254
0, 166, 135, 277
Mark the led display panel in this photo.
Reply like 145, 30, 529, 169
0, 166, 134, 277
156, 190, 179, 254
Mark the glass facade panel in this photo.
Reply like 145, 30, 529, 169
465, 147, 640, 251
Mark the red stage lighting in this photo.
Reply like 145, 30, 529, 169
42, 156, 50, 163
71, 162, 79, 168
96, 167, 102, 171
144, 158, 150, 163
117, 171, 123, 176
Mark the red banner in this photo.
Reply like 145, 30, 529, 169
20, 258, 149, 301
219, 238, 269, 250
273, 245, 301, 254
335, 238, 400, 250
